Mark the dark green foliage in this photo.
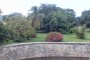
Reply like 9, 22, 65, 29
0, 22, 11, 44
42, 8, 75, 33
81, 10, 90, 28
29, 4, 76, 33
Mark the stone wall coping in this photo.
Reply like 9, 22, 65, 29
1, 42, 90, 47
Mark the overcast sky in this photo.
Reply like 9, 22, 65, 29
0, 0, 90, 16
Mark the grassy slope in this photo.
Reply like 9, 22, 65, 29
30, 33, 47, 42
31, 33, 90, 42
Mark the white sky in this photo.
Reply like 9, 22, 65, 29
0, 0, 90, 16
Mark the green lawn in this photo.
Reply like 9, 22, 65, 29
64, 33, 90, 42
30, 32, 90, 42
30, 33, 47, 42
2, 32, 90, 46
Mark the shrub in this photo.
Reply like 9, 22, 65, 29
71, 24, 86, 39
6, 20, 36, 42
78, 25, 86, 39
45, 32, 63, 42
0, 22, 11, 44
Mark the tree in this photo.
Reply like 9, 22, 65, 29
28, 6, 44, 30
75, 17, 83, 26
65, 9, 76, 28
29, 4, 76, 33
31, 6, 38, 15
3, 12, 25, 21
39, 4, 58, 15
45, 11, 74, 33
38, 4, 63, 31
81, 10, 90, 28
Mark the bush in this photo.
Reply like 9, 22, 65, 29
0, 22, 11, 44
71, 24, 86, 39
77, 26, 86, 39
6, 20, 36, 42
45, 32, 63, 42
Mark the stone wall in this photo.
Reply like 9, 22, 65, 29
0, 42, 90, 60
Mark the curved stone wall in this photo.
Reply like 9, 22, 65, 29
0, 42, 90, 60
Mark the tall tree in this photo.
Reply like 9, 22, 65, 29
81, 10, 90, 28
29, 4, 76, 33
28, 6, 44, 29
65, 9, 76, 28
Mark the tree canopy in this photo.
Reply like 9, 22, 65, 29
81, 10, 90, 28
28, 4, 76, 33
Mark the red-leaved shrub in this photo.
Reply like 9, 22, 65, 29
31, 33, 37, 38
45, 32, 63, 42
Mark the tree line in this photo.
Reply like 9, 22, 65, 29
27, 4, 90, 33
3, 4, 90, 33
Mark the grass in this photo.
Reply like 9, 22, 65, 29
30, 33, 47, 42
30, 32, 90, 42
64, 33, 90, 42
1, 32, 90, 46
